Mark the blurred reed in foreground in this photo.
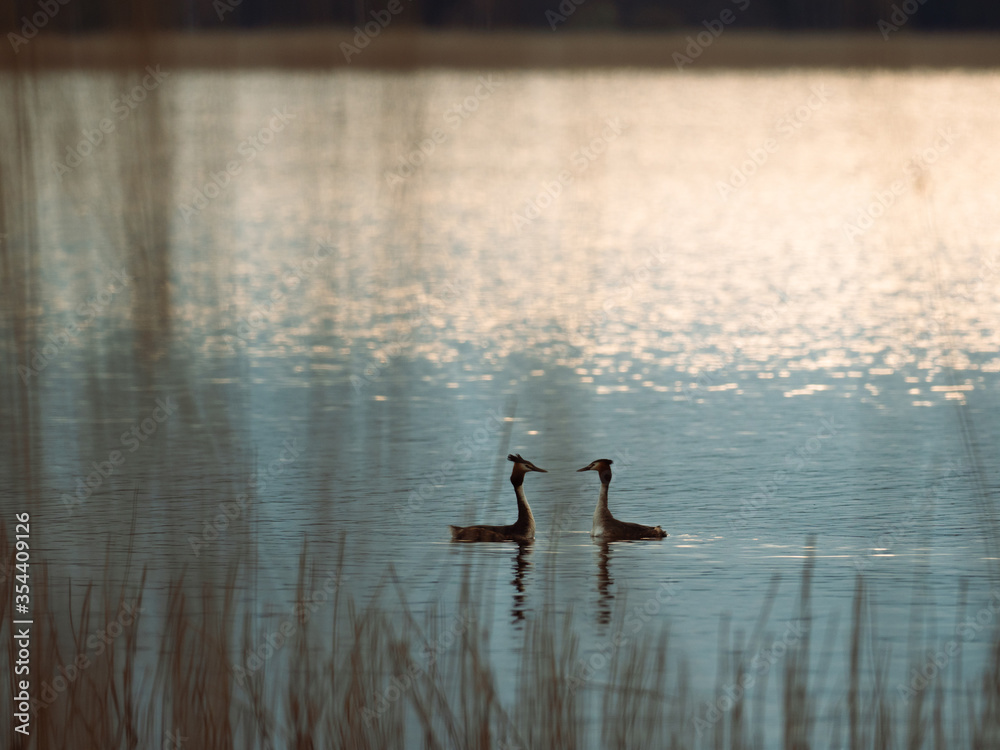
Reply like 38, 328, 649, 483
2, 524, 999, 750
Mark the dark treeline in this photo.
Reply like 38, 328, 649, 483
4, 0, 1000, 32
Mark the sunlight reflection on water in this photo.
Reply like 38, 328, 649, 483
6, 66, 1000, 739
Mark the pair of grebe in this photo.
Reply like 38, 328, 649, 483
449, 454, 667, 543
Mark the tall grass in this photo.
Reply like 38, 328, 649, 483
2, 525, 1000, 749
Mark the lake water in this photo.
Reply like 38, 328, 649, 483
4, 65, 1000, 745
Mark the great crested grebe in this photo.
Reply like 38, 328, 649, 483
449, 454, 547, 542
577, 458, 667, 541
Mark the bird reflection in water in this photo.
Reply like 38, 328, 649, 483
595, 541, 614, 626
510, 542, 533, 623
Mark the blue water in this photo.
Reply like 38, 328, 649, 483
3, 66, 999, 745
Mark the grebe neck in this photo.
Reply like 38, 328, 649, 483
597, 481, 610, 512
513, 482, 534, 532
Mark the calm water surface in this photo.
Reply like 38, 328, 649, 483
4, 66, 1000, 741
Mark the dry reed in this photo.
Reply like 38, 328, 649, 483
2, 525, 999, 749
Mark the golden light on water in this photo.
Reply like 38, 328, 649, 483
17, 69, 997, 421
178, 72, 1000, 400
7, 29, 1000, 748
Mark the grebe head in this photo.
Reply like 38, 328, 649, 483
577, 458, 614, 484
508, 453, 547, 474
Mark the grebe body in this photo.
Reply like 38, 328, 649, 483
578, 459, 667, 541
449, 454, 547, 542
